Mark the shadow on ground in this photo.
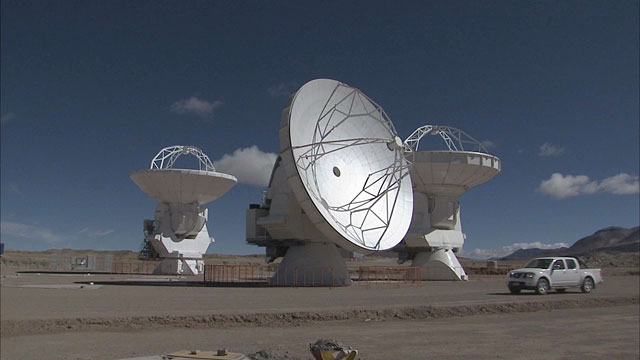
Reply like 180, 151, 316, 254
76, 280, 272, 288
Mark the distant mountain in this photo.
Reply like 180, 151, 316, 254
622, 227, 640, 241
570, 226, 638, 253
500, 247, 569, 260
500, 226, 639, 260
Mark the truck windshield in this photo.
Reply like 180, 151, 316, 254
524, 259, 553, 269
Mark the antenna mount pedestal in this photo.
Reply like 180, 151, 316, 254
412, 248, 468, 281
270, 242, 351, 286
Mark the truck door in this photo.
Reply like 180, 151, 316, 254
564, 258, 580, 286
550, 259, 570, 286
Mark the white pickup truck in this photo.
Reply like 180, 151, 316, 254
506, 257, 602, 295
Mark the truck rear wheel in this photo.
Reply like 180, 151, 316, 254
535, 278, 549, 295
581, 277, 594, 293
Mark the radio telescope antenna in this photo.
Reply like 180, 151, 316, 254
398, 125, 500, 281
131, 145, 237, 275
247, 79, 413, 286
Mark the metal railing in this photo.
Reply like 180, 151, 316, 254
203, 264, 423, 287
203, 263, 276, 283
356, 266, 422, 286
111, 262, 157, 274
270, 266, 342, 287
204, 264, 344, 286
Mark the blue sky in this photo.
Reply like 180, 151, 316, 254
1, 0, 638, 258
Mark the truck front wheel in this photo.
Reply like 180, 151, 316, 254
535, 278, 549, 295
581, 277, 594, 293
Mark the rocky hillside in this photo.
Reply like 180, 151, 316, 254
501, 226, 639, 260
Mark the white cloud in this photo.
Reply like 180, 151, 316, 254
538, 172, 639, 199
213, 146, 278, 187
78, 227, 115, 237
1, 112, 16, 124
597, 173, 640, 195
0, 221, 64, 244
461, 241, 569, 259
267, 82, 298, 97
171, 97, 223, 118
538, 173, 597, 198
538, 143, 564, 156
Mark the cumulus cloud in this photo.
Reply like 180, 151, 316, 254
538, 173, 597, 198
213, 146, 278, 187
1, 112, 16, 124
171, 97, 223, 118
538, 173, 639, 199
0, 221, 64, 244
597, 173, 640, 195
461, 241, 569, 259
538, 143, 564, 156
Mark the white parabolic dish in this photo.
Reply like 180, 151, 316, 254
130, 169, 237, 205
282, 79, 413, 252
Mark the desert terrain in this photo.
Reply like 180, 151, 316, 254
1, 250, 638, 360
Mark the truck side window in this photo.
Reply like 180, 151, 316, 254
566, 259, 577, 269
552, 260, 565, 270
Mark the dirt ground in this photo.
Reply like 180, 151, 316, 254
1, 250, 638, 359
1, 264, 638, 359
2, 305, 637, 360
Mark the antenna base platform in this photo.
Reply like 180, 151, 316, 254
270, 243, 351, 286
411, 248, 468, 281
153, 258, 205, 276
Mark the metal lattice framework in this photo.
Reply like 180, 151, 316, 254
404, 125, 489, 153
292, 83, 411, 250
150, 145, 215, 171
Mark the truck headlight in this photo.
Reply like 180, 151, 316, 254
525, 273, 535, 278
